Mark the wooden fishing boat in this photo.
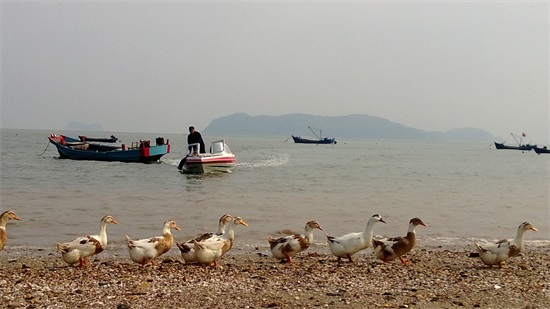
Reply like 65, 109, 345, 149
291, 135, 336, 144
48, 133, 170, 163
178, 139, 236, 173
494, 133, 535, 151
494, 142, 535, 151
291, 126, 336, 144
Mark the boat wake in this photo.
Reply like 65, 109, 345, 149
163, 159, 181, 167
237, 153, 290, 168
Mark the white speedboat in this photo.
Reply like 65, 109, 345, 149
178, 139, 236, 173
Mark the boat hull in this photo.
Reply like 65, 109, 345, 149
48, 134, 170, 163
183, 156, 236, 173
494, 142, 535, 151
291, 135, 336, 144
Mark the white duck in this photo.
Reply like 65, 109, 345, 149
126, 220, 180, 266
372, 217, 426, 265
56, 215, 118, 267
0, 210, 21, 252
177, 214, 233, 263
268, 221, 323, 263
193, 239, 226, 267
474, 221, 538, 268
326, 213, 386, 262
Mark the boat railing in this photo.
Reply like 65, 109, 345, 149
188, 140, 231, 156
187, 143, 201, 155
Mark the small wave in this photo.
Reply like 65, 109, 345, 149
237, 154, 290, 168
162, 158, 181, 167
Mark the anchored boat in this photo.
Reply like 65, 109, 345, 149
494, 133, 535, 151
291, 126, 336, 144
48, 133, 170, 163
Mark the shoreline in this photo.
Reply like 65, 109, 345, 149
1, 247, 549, 308
4, 238, 549, 258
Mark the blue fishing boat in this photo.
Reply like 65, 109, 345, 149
494, 133, 535, 151
291, 126, 337, 144
48, 133, 170, 163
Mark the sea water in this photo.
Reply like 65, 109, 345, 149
1, 129, 548, 256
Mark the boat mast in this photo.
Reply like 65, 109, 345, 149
510, 133, 522, 146
308, 126, 321, 139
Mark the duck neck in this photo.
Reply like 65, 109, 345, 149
217, 221, 226, 234
99, 221, 108, 244
513, 228, 527, 247
225, 221, 236, 241
162, 224, 173, 237
0, 216, 8, 229
406, 223, 417, 240
304, 228, 314, 243
162, 225, 174, 248
363, 218, 377, 240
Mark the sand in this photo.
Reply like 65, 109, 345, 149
1, 246, 549, 308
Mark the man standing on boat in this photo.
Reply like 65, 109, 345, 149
178, 126, 206, 170
187, 126, 206, 155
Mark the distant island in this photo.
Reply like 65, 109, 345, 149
203, 113, 495, 142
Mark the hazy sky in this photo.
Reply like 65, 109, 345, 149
2, 1, 548, 143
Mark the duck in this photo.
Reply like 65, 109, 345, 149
268, 220, 323, 263
56, 215, 118, 267
193, 239, 226, 267
213, 216, 248, 257
0, 210, 21, 252
326, 213, 386, 262
372, 217, 426, 265
126, 220, 180, 266
474, 221, 538, 268
190, 216, 248, 260
177, 214, 233, 263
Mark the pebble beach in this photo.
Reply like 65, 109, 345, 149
1, 245, 549, 309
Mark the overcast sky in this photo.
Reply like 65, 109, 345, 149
1, 1, 548, 143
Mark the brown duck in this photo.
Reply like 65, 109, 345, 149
268, 221, 323, 263
126, 220, 180, 266
0, 211, 21, 252
372, 217, 427, 265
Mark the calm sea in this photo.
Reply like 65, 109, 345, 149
1, 129, 548, 256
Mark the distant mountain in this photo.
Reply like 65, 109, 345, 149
67, 121, 104, 132
204, 113, 494, 142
